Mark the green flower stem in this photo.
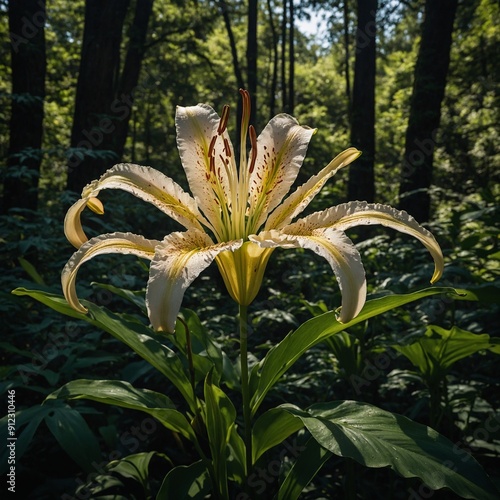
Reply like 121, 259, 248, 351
178, 317, 196, 400
239, 304, 252, 475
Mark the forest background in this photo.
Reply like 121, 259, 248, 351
0, 0, 499, 498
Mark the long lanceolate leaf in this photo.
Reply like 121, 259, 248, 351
12, 288, 197, 411
47, 380, 198, 442
279, 401, 498, 500
249, 287, 470, 415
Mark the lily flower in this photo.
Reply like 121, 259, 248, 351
62, 90, 443, 333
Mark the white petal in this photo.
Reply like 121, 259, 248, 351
250, 228, 367, 322
287, 202, 444, 283
146, 229, 242, 333
64, 197, 91, 248
87, 163, 208, 230
247, 114, 315, 231
176, 104, 235, 237
62, 232, 160, 313
265, 148, 361, 230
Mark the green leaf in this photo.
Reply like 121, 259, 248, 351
18, 257, 45, 285
13, 288, 196, 411
252, 408, 304, 463
107, 451, 172, 495
394, 325, 500, 382
250, 287, 468, 415
279, 401, 498, 500
204, 372, 237, 498
46, 379, 198, 442
276, 438, 331, 500
0, 404, 53, 473
44, 405, 102, 472
156, 460, 211, 499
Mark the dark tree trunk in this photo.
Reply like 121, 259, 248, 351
267, 0, 278, 116
287, 0, 295, 114
281, 0, 288, 112
348, 0, 377, 204
219, 0, 246, 141
114, 0, 154, 159
246, 0, 258, 125
66, 0, 130, 193
343, 0, 352, 122
3, 0, 46, 214
220, 0, 245, 90
398, 0, 458, 222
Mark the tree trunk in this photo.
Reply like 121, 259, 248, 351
343, 0, 352, 122
281, 0, 288, 112
246, 0, 258, 125
347, 0, 377, 204
398, 0, 458, 222
114, 0, 154, 159
66, 0, 130, 193
3, 0, 46, 214
267, 0, 278, 116
287, 0, 295, 114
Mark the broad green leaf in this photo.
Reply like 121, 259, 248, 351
204, 372, 237, 498
107, 451, 172, 495
252, 408, 304, 463
394, 325, 500, 383
250, 287, 470, 415
0, 404, 55, 473
157, 460, 211, 499
13, 288, 196, 411
279, 401, 498, 500
46, 379, 198, 442
45, 405, 102, 472
276, 438, 331, 500
91, 281, 147, 313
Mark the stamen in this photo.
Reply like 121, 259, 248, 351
218, 105, 230, 135
208, 135, 217, 158
248, 125, 258, 174
223, 138, 232, 157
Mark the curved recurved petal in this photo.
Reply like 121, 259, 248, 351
265, 148, 361, 230
250, 228, 367, 322
289, 202, 444, 284
64, 164, 207, 248
62, 232, 160, 314
176, 104, 235, 237
89, 163, 207, 229
146, 229, 242, 333
248, 114, 315, 231
64, 197, 92, 248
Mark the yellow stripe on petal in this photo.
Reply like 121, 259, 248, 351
146, 230, 242, 333
250, 228, 367, 322
265, 148, 361, 230
287, 202, 444, 284
62, 232, 159, 314
176, 105, 235, 239
89, 163, 208, 232
247, 114, 315, 232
